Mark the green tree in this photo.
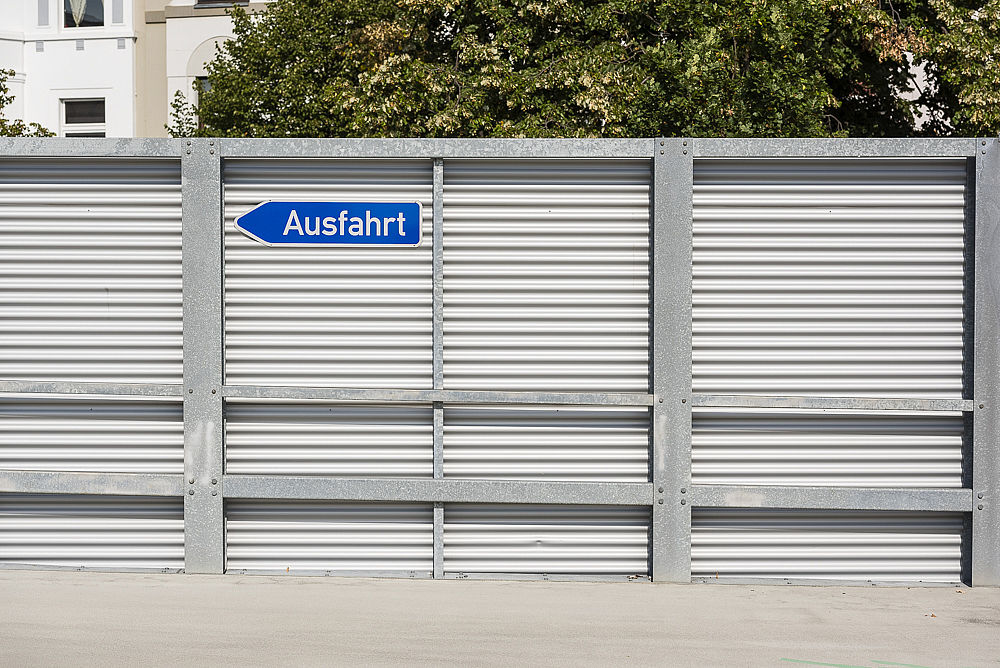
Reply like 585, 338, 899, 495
0, 69, 53, 137
172, 0, 948, 138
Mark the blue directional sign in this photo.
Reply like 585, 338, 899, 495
235, 201, 422, 247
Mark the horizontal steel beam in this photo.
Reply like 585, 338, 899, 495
219, 138, 654, 159
0, 471, 184, 497
690, 394, 973, 412
689, 485, 974, 512
222, 476, 653, 505
0, 138, 183, 157
0, 380, 184, 398
692, 138, 977, 158
222, 385, 655, 406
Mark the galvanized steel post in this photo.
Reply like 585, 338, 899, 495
182, 139, 225, 573
973, 137, 1000, 585
651, 138, 693, 581
432, 157, 445, 578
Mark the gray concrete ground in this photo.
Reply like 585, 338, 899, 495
0, 570, 997, 667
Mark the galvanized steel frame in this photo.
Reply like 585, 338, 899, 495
0, 137, 992, 585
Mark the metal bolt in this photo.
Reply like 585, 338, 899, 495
658, 499, 664, 504
185, 150, 191, 155
211, 478, 218, 485
188, 489, 194, 495
658, 397, 663, 403
681, 488, 686, 494
660, 141, 664, 146
189, 389, 194, 393
189, 478, 195, 484
680, 499, 687, 505
681, 398, 686, 403
658, 487, 664, 493
660, 150, 664, 155
980, 504, 985, 510
979, 492, 985, 499
211, 490, 218, 496
209, 141, 214, 146
211, 389, 217, 394
682, 141, 687, 146
186, 141, 191, 146
983, 140, 988, 146
210, 149, 215, 155
983, 150, 987, 154
682, 150, 688, 155
980, 404, 985, 409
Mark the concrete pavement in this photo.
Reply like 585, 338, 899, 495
0, 570, 997, 667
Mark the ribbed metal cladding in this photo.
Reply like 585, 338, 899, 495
0, 494, 184, 569
443, 160, 650, 392
224, 159, 433, 388
225, 500, 433, 573
443, 406, 649, 481
0, 159, 182, 383
225, 400, 432, 477
691, 509, 965, 583
0, 398, 183, 473
692, 408, 965, 487
443, 504, 650, 575
692, 158, 967, 398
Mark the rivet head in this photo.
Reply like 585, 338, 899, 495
660, 150, 664, 155
681, 488, 686, 494
680, 499, 687, 505
682, 150, 688, 155
186, 141, 191, 146
658, 397, 663, 403
189, 389, 193, 394
210, 149, 215, 154
681, 398, 686, 403
980, 504, 985, 510
983, 140, 988, 145
188, 489, 194, 495
658, 499, 664, 504
979, 493, 985, 499
211, 389, 217, 394
660, 141, 664, 146
211, 490, 218, 496
980, 404, 985, 409
209, 141, 214, 146
189, 478, 195, 484
211, 478, 218, 485
682, 141, 688, 146
658, 487, 664, 493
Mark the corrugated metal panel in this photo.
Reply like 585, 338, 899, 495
691, 509, 965, 583
692, 158, 967, 398
0, 159, 182, 383
225, 400, 432, 476
0, 494, 184, 569
223, 159, 433, 388
0, 398, 183, 473
692, 408, 964, 487
226, 500, 433, 573
443, 406, 649, 481
443, 504, 650, 575
443, 160, 650, 392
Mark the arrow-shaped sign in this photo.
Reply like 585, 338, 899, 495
235, 201, 423, 247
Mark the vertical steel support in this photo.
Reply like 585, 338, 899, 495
182, 139, 225, 574
651, 138, 693, 582
973, 138, 1000, 585
432, 157, 445, 578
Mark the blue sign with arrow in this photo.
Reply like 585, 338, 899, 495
235, 201, 423, 247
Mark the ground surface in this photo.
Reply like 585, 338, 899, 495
0, 570, 997, 667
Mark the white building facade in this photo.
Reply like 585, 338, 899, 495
0, 0, 268, 137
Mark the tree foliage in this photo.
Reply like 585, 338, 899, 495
169, 0, 995, 138
0, 69, 53, 137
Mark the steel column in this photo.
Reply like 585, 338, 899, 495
182, 139, 225, 574
432, 157, 445, 578
974, 138, 1000, 585
651, 138, 693, 582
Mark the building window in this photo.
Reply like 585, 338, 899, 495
65, 0, 104, 28
63, 99, 106, 137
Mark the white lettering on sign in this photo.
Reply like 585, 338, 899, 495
282, 209, 408, 237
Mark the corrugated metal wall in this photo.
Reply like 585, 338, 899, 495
691, 408, 964, 487
0, 398, 183, 473
691, 509, 965, 583
0, 494, 184, 569
223, 159, 433, 388
0, 159, 182, 384
442, 160, 650, 392
225, 500, 433, 574
443, 505, 650, 576
443, 406, 649, 481
692, 158, 966, 398
226, 400, 432, 477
